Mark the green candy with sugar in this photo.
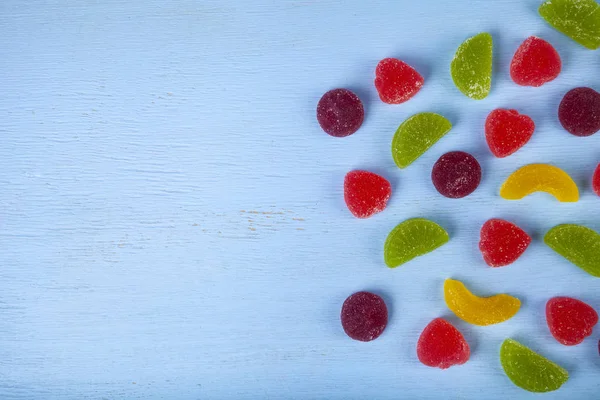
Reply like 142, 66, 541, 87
391, 112, 452, 169
451, 32, 493, 100
500, 339, 568, 393
384, 218, 449, 268
539, 0, 600, 50
544, 224, 600, 277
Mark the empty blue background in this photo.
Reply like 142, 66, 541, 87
1, 0, 599, 398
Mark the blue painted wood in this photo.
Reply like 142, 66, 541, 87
1, 0, 599, 398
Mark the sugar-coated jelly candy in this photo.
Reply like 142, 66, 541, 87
374, 58, 424, 104
417, 318, 470, 369
544, 224, 600, 277
510, 36, 561, 87
451, 33, 493, 100
546, 297, 598, 346
558, 87, 600, 137
431, 151, 481, 198
340, 291, 388, 342
500, 339, 569, 393
384, 218, 449, 268
539, 0, 600, 50
391, 113, 452, 169
316, 89, 364, 137
500, 164, 579, 202
444, 279, 521, 326
479, 219, 531, 267
594, 163, 600, 196
344, 170, 391, 219
485, 109, 535, 158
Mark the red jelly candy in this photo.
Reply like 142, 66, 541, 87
558, 87, 600, 137
431, 151, 481, 198
593, 163, 600, 197
479, 219, 532, 267
510, 36, 561, 87
344, 170, 391, 218
340, 291, 388, 342
485, 109, 535, 158
417, 318, 470, 369
546, 297, 598, 346
316, 89, 364, 137
374, 58, 424, 104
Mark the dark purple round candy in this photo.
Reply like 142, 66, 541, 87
317, 88, 364, 137
340, 291, 387, 342
558, 87, 600, 137
432, 151, 481, 198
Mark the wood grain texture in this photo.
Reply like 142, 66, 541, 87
1, 0, 599, 398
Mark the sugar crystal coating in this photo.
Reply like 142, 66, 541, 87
451, 33, 493, 99
431, 151, 481, 198
384, 218, 449, 268
374, 58, 424, 104
479, 219, 531, 267
340, 291, 388, 342
444, 279, 521, 326
485, 109, 535, 158
546, 297, 598, 346
316, 89, 364, 137
500, 339, 569, 393
391, 113, 452, 169
558, 87, 600, 137
417, 318, 470, 369
510, 36, 561, 87
539, 0, 600, 50
594, 163, 600, 196
500, 164, 579, 202
544, 224, 600, 277
344, 170, 391, 219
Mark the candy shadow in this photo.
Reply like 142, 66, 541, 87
525, 0, 542, 14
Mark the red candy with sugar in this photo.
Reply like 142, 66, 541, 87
546, 297, 598, 346
558, 87, 600, 137
417, 318, 470, 369
510, 36, 561, 87
344, 170, 391, 218
479, 219, 531, 267
341, 291, 388, 342
431, 151, 481, 198
317, 88, 364, 137
593, 163, 600, 197
485, 109, 535, 158
374, 58, 424, 104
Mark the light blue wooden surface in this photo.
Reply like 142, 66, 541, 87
1, 0, 599, 398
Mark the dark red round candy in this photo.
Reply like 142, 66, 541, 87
558, 87, 600, 137
340, 291, 388, 342
431, 151, 481, 198
316, 88, 364, 137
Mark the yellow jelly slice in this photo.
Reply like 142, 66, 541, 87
500, 164, 579, 202
444, 279, 521, 326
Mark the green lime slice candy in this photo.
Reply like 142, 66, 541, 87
539, 0, 600, 50
391, 112, 452, 169
544, 224, 600, 277
451, 32, 493, 100
500, 339, 568, 393
384, 218, 449, 268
